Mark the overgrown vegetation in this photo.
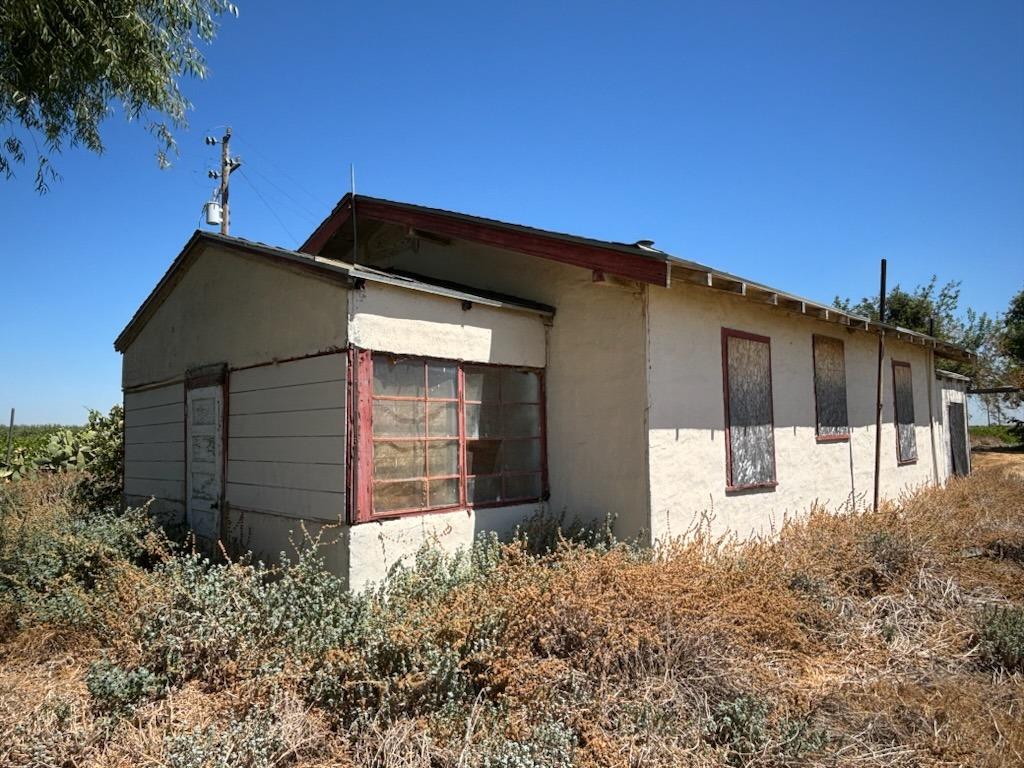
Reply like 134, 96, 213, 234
1, 406, 123, 500
1, 453, 1022, 766
970, 424, 1023, 448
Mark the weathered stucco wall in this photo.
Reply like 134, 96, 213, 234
349, 281, 546, 366
646, 283, 941, 543
344, 278, 551, 588
122, 243, 348, 389
351, 236, 650, 543
346, 502, 543, 592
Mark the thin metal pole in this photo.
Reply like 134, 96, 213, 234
5, 408, 13, 465
350, 163, 358, 261
873, 259, 888, 512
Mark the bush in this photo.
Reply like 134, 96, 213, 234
86, 656, 166, 715
307, 539, 507, 721
0, 499, 167, 631
126, 547, 365, 687
72, 405, 124, 511
976, 605, 1024, 673
165, 708, 289, 768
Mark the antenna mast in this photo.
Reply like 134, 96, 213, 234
206, 128, 242, 235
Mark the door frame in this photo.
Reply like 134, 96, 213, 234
185, 364, 228, 542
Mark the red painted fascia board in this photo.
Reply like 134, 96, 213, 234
302, 196, 670, 287
300, 199, 353, 255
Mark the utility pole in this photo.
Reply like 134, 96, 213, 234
872, 258, 887, 513
206, 128, 242, 235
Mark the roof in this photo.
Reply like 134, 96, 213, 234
936, 368, 971, 382
113, 231, 555, 352
302, 194, 976, 363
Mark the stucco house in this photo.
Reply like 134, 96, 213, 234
116, 195, 973, 590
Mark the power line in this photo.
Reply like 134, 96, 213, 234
246, 164, 321, 223
238, 168, 299, 245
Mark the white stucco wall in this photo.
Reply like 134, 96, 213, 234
343, 279, 551, 588
350, 237, 651, 543
122, 244, 349, 389
646, 283, 942, 543
349, 281, 546, 366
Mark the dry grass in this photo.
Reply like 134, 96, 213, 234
1, 457, 1022, 767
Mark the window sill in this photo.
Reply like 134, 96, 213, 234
816, 434, 850, 444
354, 497, 543, 525
896, 458, 918, 466
725, 481, 778, 494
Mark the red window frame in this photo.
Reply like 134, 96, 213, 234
891, 360, 918, 466
721, 328, 778, 492
350, 349, 547, 523
811, 334, 851, 443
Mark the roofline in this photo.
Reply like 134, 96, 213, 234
300, 193, 672, 286
936, 368, 972, 382
113, 231, 554, 352
300, 194, 976, 364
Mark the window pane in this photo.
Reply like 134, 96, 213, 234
466, 439, 501, 475
464, 366, 500, 402
427, 440, 459, 476
373, 357, 424, 397
428, 363, 457, 399
465, 403, 501, 438
502, 404, 541, 437
374, 480, 426, 512
725, 334, 776, 487
505, 473, 542, 500
501, 369, 540, 403
501, 439, 541, 472
893, 363, 917, 462
373, 400, 424, 437
428, 478, 459, 506
427, 401, 458, 437
374, 440, 425, 480
467, 475, 502, 504
813, 336, 849, 436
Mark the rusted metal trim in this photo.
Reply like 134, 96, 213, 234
186, 363, 227, 389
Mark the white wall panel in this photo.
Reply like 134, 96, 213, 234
123, 382, 185, 504
226, 354, 346, 521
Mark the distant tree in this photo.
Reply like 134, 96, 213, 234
834, 276, 1000, 381
999, 287, 1024, 414
0, 0, 237, 192
1002, 287, 1024, 368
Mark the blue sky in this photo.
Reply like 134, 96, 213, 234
2, 0, 1022, 424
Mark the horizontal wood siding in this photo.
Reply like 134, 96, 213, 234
226, 354, 346, 521
123, 383, 185, 503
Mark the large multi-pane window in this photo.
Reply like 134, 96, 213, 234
354, 352, 545, 521
721, 328, 777, 490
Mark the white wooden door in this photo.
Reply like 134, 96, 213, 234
186, 385, 223, 539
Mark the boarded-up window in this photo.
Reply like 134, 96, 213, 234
892, 361, 917, 464
812, 335, 849, 440
722, 329, 776, 489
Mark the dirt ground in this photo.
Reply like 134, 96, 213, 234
972, 447, 1024, 476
